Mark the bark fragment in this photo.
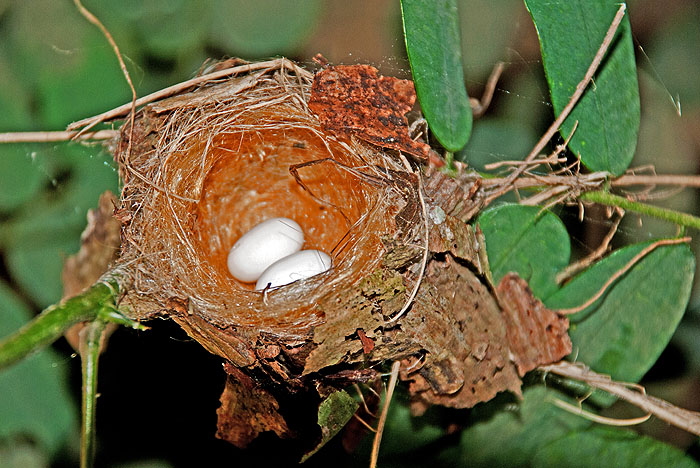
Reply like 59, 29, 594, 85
309, 64, 433, 161
216, 363, 292, 448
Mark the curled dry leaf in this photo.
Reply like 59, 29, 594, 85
217, 363, 292, 447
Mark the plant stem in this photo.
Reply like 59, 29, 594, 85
581, 190, 700, 230
0, 280, 132, 370
80, 320, 106, 468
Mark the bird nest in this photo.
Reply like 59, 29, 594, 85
104, 58, 571, 447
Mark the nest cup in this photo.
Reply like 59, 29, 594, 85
115, 60, 415, 340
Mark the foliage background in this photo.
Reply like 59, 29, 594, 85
0, 0, 698, 466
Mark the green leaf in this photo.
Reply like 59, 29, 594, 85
477, 204, 570, 299
0, 52, 43, 212
209, 0, 322, 58
546, 241, 695, 383
301, 390, 358, 462
459, 386, 589, 467
3, 144, 118, 308
533, 426, 699, 468
401, 0, 472, 152
455, 117, 538, 170
524, 0, 640, 175
0, 281, 77, 455
379, 397, 445, 456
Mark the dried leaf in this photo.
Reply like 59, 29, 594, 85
497, 273, 572, 376
62, 191, 121, 351
216, 363, 292, 448
402, 258, 522, 414
309, 64, 433, 161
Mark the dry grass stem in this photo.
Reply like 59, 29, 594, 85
370, 361, 401, 468
73, 0, 137, 167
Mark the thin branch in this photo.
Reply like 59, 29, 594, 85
471, 61, 505, 118
541, 361, 700, 436
370, 361, 401, 468
73, 0, 137, 165
484, 154, 566, 171
67, 59, 306, 131
556, 213, 622, 283
549, 398, 650, 426
484, 4, 627, 204
0, 130, 118, 144
557, 237, 691, 315
612, 174, 700, 188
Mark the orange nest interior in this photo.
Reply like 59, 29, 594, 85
194, 126, 373, 291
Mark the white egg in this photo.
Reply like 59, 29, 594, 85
255, 250, 332, 290
227, 217, 304, 282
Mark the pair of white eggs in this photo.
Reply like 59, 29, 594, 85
226, 217, 332, 291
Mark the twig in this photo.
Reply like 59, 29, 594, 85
0, 130, 118, 144
549, 397, 650, 426
557, 237, 691, 315
483, 154, 566, 171
556, 213, 623, 283
484, 4, 627, 204
479, 172, 608, 189
67, 59, 306, 131
613, 174, 700, 188
541, 361, 700, 436
72, 0, 137, 165
471, 61, 505, 118
370, 361, 401, 468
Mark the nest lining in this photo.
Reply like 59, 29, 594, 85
115, 62, 420, 338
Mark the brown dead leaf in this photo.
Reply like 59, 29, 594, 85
497, 273, 572, 376
216, 363, 292, 448
309, 64, 433, 161
62, 191, 122, 351
401, 257, 523, 414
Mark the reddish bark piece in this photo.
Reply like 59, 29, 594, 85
497, 273, 572, 376
309, 64, 432, 161
216, 363, 292, 448
357, 328, 375, 354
